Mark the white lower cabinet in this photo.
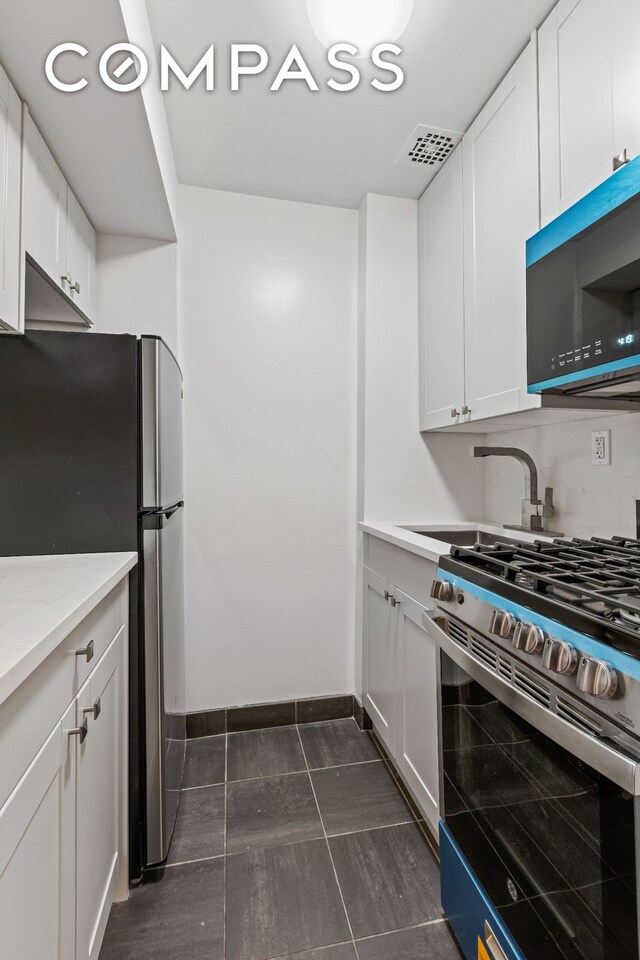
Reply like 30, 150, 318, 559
76, 632, 122, 960
395, 590, 440, 831
0, 703, 75, 960
364, 568, 398, 754
0, 588, 127, 960
363, 554, 440, 835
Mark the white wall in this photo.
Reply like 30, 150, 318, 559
96, 235, 178, 356
358, 195, 486, 521
483, 412, 640, 538
177, 184, 358, 712
355, 194, 485, 699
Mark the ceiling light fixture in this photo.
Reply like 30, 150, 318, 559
306, 0, 414, 58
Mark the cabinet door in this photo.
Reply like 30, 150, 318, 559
463, 38, 540, 420
0, 65, 22, 333
22, 107, 67, 289
539, 0, 640, 226
418, 144, 466, 431
395, 591, 439, 833
0, 703, 75, 960
363, 567, 397, 754
76, 631, 122, 960
66, 189, 96, 322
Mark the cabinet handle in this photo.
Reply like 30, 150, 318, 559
68, 719, 88, 744
390, 596, 400, 607
83, 697, 101, 720
450, 408, 460, 418
613, 149, 630, 171
484, 922, 508, 960
462, 405, 472, 416
61, 273, 80, 294
75, 639, 94, 663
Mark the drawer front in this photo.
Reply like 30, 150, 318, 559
440, 822, 525, 960
364, 535, 436, 607
0, 581, 127, 809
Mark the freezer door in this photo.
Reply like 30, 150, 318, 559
143, 502, 186, 866
140, 337, 184, 510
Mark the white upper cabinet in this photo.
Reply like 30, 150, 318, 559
418, 144, 466, 431
66, 189, 96, 321
0, 65, 22, 333
22, 108, 67, 288
539, 0, 640, 225
463, 37, 541, 420
22, 106, 96, 325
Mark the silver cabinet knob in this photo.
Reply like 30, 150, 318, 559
68, 718, 88, 743
450, 408, 460, 418
512, 622, 545, 655
61, 273, 80, 294
461, 405, 472, 416
489, 609, 517, 639
430, 579, 454, 602
542, 637, 577, 674
577, 657, 618, 699
613, 148, 630, 171
75, 639, 94, 662
83, 697, 101, 720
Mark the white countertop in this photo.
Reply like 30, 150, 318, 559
359, 520, 555, 563
0, 552, 137, 708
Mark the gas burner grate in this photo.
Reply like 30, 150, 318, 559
449, 536, 640, 629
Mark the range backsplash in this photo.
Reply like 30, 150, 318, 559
481, 411, 640, 539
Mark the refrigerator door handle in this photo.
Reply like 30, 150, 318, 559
140, 501, 184, 529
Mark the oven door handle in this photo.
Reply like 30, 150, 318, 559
422, 607, 640, 796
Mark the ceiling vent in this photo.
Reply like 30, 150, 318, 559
397, 124, 462, 169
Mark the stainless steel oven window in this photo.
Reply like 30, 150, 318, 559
440, 650, 639, 960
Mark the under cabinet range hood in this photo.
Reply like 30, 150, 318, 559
527, 156, 640, 401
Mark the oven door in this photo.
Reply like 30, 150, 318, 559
427, 610, 640, 960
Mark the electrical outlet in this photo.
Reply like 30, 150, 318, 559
592, 430, 611, 465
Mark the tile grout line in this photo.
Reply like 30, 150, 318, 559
296, 724, 362, 960
181, 756, 385, 792
146, 852, 226, 872
148, 814, 427, 873
368, 729, 440, 861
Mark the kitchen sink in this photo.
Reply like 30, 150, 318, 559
411, 528, 525, 548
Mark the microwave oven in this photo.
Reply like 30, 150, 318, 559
527, 157, 640, 400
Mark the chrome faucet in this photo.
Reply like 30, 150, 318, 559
472, 446, 561, 535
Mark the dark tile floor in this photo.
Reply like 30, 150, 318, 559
100, 718, 463, 960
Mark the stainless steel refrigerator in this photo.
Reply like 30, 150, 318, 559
0, 330, 185, 877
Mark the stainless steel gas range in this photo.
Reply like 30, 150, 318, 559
424, 536, 640, 960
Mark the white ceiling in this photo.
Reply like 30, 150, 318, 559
0, 0, 176, 240
147, 0, 557, 209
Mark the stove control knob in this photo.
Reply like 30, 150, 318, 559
430, 579, 454, 602
577, 657, 618, 699
512, 622, 545, 655
489, 609, 518, 639
542, 637, 578, 675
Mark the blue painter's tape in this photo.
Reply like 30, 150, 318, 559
438, 570, 640, 680
527, 155, 640, 266
528, 351, 640, 393
440, 822, 525, 960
